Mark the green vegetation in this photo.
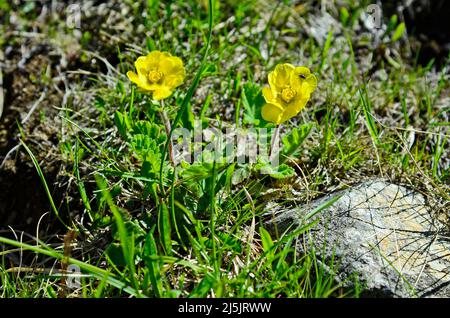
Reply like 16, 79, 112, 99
0, 0, 448, 298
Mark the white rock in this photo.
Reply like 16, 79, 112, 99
267, 179, 450, 297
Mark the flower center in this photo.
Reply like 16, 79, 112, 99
281, 87, 296, 103
148, 70, 164, 83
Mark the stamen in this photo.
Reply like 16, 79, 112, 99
281, 87, 296, 103
148, 70, 164, 83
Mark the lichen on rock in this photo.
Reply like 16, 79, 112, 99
267, 179, 450, 297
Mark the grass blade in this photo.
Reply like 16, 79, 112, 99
20, 139, 67, 228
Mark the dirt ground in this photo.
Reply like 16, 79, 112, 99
0, 1, 122, 235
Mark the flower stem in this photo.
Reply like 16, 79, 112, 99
160, 101, 175, 166
269, 125, 280, 160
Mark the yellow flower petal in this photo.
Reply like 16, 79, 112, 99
162, 56, 186, 88
262, 86, 276, 103
127, 71, 140, 85
289, 74, 303, 96
165, 74, 184, 88
160, 56, 182, 73
143, 51, 165, 69
280, 96, 309, 123
290, 66, 313, 94
127, 70, 153, 91
135, 56, 152, 73
262, 63, 317, 124
127, 50, 186, 100
262, 103, 284, 124
302, 74, 317, 95
268, 63, 295, 91
152, 86, 173, 100
294, 66, 311, 77
137, 72, 151, 88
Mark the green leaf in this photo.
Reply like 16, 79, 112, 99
114, 111, 130, 138
259, 226, 276, 265
281, 123, 313, 159
270, 164, 295, 179
158, 202, 172, 255
255, 162, 296, 179
181, 161, 228, 182
181, 102, 195, 130
340, 7, 349, 26
259, 227, 274, 253
241, 82, 266, 127
20, 140, 67, 228
132, 120, 163, 142
74, 140, 93, 222
304, 194, 343, 220
106, 243, 127, 267
0, 0, 11, 11
392, 22, 405, 42
231, 166, 251, 185
130, 134, 159, 161
359, 87, 379, 145
319, 29, 333, 71
189, 274, 216, 297
143, 231, 163, 297
181, 161, 212, 180
205, 232, 242, 253
384, 14, 398, 38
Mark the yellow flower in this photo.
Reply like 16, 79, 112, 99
127, 51, 186, 100
261, 63, 317, 124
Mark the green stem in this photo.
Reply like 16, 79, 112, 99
160, 100, 174, 166
269, 125, 280, 160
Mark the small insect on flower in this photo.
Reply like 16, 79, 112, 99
261, 63, 317, 124
127, 51, 186, 100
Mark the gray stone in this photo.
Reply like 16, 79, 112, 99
267, 179, 450, 297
